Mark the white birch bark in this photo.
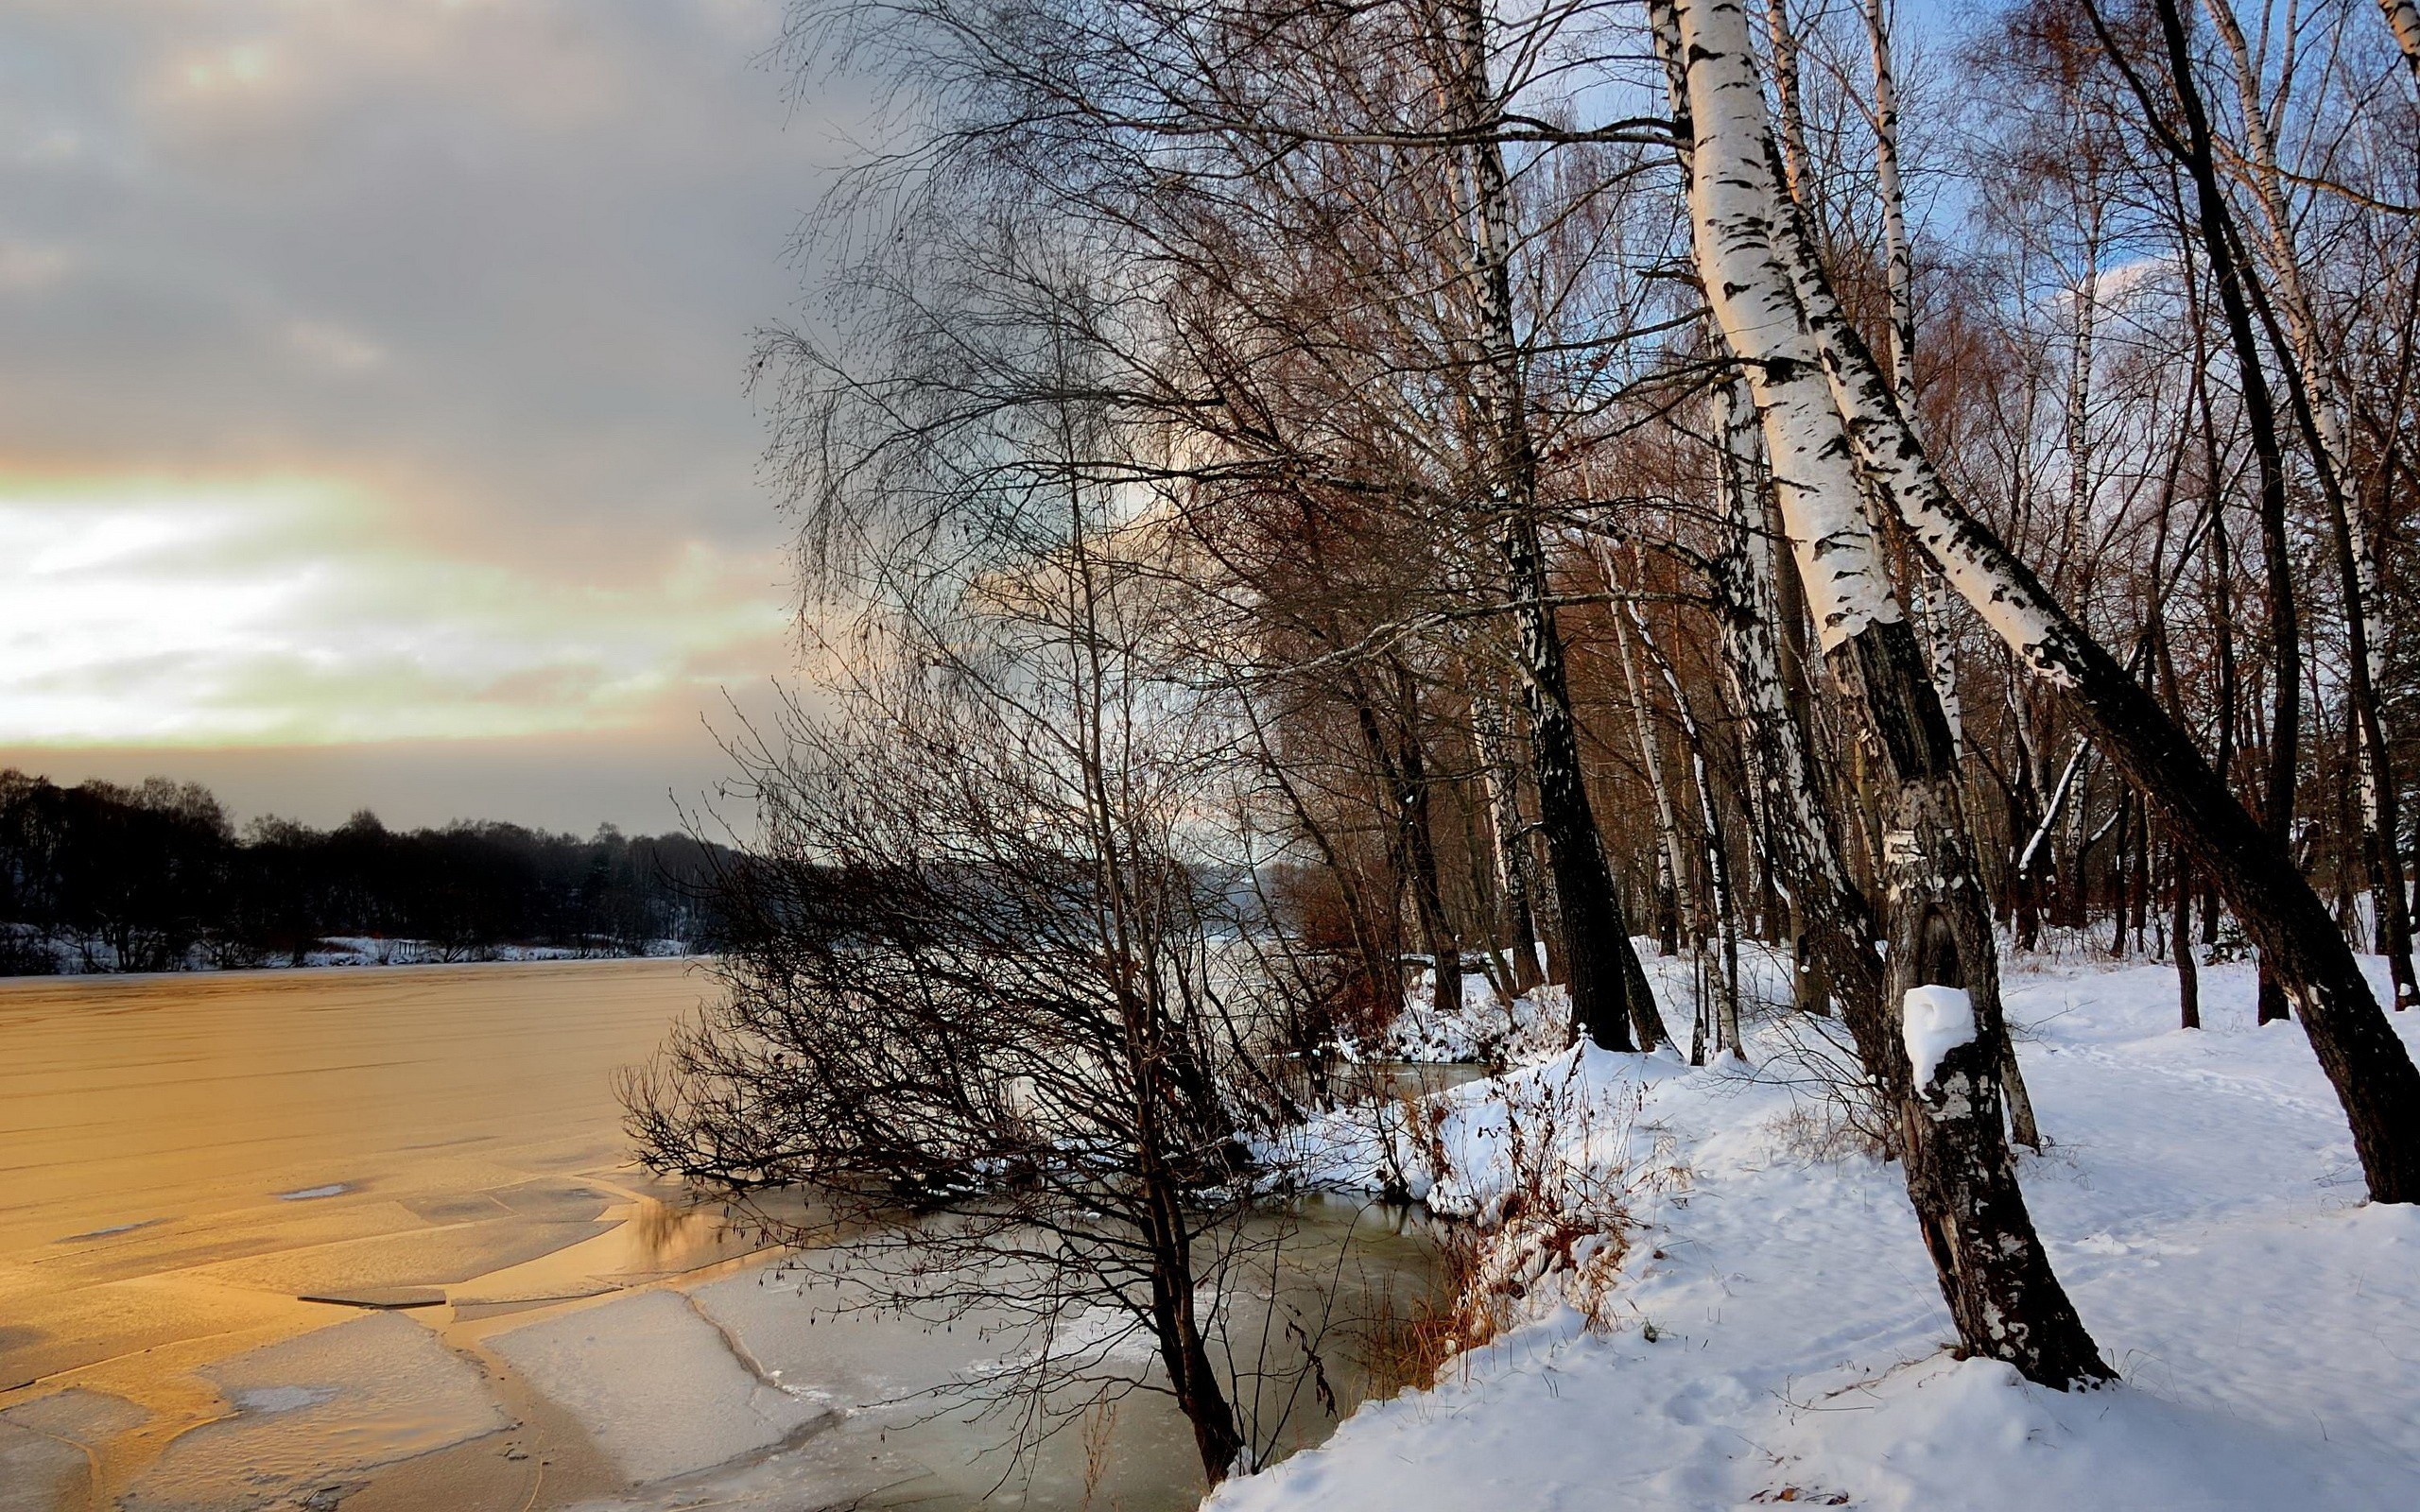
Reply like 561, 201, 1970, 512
2061, 204, 2101, 576
2381, 0, 2420, 81
1661, 3, 2115, 1376
1714, 383, 1855, 901
1663, 16, 1903, 652
1710, 378, 1857, 1020
1764, 0, 1813, 201
2017, 740, 2090, 876
1861, 0, 1963, 758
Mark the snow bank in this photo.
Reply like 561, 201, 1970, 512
1356, 941, 1796, 1068
1224, 955, 2420, 1510
1343, 971, 1568, 1064
1276, 1041, 1683, 1220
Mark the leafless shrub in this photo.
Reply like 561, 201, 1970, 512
1756, 1008, 1898, 1164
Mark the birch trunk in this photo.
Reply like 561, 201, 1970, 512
1763, 0, 1812, 200
1710, 378, 1866, 1020
1861, 0, 1963, 757
1609, 545, 1698, 957
1730, 0, 2420, 1203
2158, 625, 2203, 1029
1450, 0, 1662, 1052
1865, 7, 1994, 1108
1660, 0, 2107, 1385
1628, 577, 1746, 1057
2062, 207, 2101, 580
1346, 668, 1461, 1022
2381, 0, 2420, 80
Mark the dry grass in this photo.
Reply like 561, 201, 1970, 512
1076, 1398, 1118, 1511
1354, 1058, 1659, 1395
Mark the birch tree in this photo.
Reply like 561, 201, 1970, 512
1665, 0, 2420, 1203
1655, 0, 2111, 1387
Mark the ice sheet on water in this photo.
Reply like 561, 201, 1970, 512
490, 1287, 826, 1484
0, 1421, 86, 1512
0, 1389, 136, 1512
541, 1267, 1211, 1512
229, 1385, 337, 1414
121, 1312, 507, 1512
2, 1386, 149, 1445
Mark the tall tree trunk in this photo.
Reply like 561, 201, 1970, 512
2129, 788, 2152, 953
1769, 0, 2420, 1203
1450, 0, 1661, 1051
1711, 377, 1851, 1022
1659, 0, 2107, 1384
1861, 0, 1962, 756
2095, 0, 2303, 1021
1763, 0, 1813, 199
1454, 777, 1518, 1008
1472, 687, 1547, 992
2108, 791, 2132, 955
1348, 666, 1461, 1022
2062, 204, 2102, 593
1629, 582, 1746, 1057
1609, 547, 1697, 958
2197, 359, 2237, 952
1141, 1163, 1243, 1482
2380, 0, 2420, 79
2158, 620, 2203, 1030
2207, 0, 2417, 1009
1772, 444, 1835, 1012
2175, 843, 2203, 1030
1863, 0, 2043, 1132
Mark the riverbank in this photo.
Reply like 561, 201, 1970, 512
1220, 953, 2420, 1509
0, 958, 1432, 1511
0, 935, 698, 978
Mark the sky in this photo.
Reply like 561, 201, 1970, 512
0, 0, 843, 833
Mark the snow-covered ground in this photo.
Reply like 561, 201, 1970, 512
302, 936, 693, 969
1235, 950, 2420, 1510
1343, 969, 1568, 1064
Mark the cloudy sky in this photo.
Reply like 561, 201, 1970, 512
0, 0, 840, 832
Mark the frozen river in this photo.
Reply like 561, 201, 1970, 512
0, 959, 1435, 1511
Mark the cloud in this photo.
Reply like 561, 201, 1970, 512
0, 472, 792, 746
283, 318, 386, 373
0, 0, 853, 816
0, 242, 74, 291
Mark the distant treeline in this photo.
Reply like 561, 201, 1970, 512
0, 769, 736, 975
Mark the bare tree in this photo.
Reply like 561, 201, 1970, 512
631, 340, 1334, 1482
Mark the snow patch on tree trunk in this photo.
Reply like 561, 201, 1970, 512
1903, 984, 1977, 1091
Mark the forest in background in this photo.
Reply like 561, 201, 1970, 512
0, 768, 734, 974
